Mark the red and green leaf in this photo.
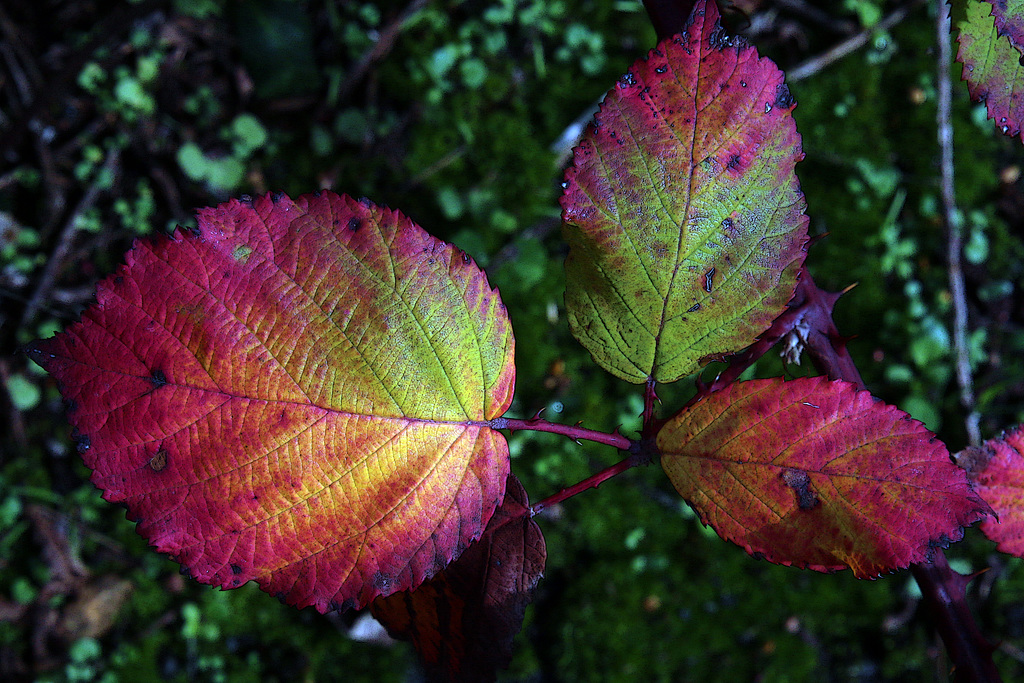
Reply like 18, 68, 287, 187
957, 0, 1024, 140
28, 191, 516, 612
658, 377, 988, 577
991, 0, 1024, 53
370, 473, 546, 683
955, 425, 1024, 556
560, 0, 807, 384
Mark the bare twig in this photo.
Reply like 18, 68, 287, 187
787, 0, 924, 82
937, 0, 981, 447
335, 0, 429, 104
773, 0, 856, 34
20, 147, 121, 329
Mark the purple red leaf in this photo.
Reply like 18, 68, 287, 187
955, 425, 1024, 557
28, 191, 516, 612
957, 0, 1024, 140
990, 0, 1024, 54
370, 473, 546, 683
658, 377, 988, 577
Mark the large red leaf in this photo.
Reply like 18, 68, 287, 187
28, 191, 516, 612
955, 425, 1024, 557
957, 0, 1024, 140
560, 0, 807, 384
370, 473, 546, 683
658, 377, 988, 577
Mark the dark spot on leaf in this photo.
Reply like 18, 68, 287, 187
239, 194, 252, 204
271, 191, 286, 203
620, 72, 636, 87
726, 154, 742, 171
149, 448, 168, 472
740, 80, 747, 87
358, 196, 373, 207
230, 563, 243, 575
150, 369, 167, 388
655, 66, 667, 74
781, 469, 819, 511
348, 217, 361, 231
373, 572, 392, 593
774, 84, 795, 110
461, 251, 471, 264
954, 445, 995, 477
688, 303, 701, 313
704, 267, 716, 293
708, 21, 731, 50
721, 217, 733, 230
74, 432, 91, 453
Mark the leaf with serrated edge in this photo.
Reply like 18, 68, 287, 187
561, 0, 807, 384
990, 0, 1024, 54
957, 0, 1024, 140
955, 425, 1024, 557
27, 191, 515, 612
658, 377, 988, 577
370, 473, 546, 683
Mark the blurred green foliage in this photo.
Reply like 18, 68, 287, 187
4, 0, 1024, 681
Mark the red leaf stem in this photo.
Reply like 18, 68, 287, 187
491, 417, 634, 451
529, 454, 642, 516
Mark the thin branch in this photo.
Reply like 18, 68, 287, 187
335, 0, 429, 104
787, 0, 924, 83
20, 147, 121, 328
937, 0, 981, 448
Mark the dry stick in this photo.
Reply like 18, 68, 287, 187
20, 147, 121, 329
335, 0, 429, 104
937, 0, 982, 448
772, 0, 857, 34
786, 0, 924, 83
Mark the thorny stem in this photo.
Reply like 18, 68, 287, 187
792, 272, 999, 681
937, 0, 982, 448
641, 378, 661, 438
684, 266, 860, 409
